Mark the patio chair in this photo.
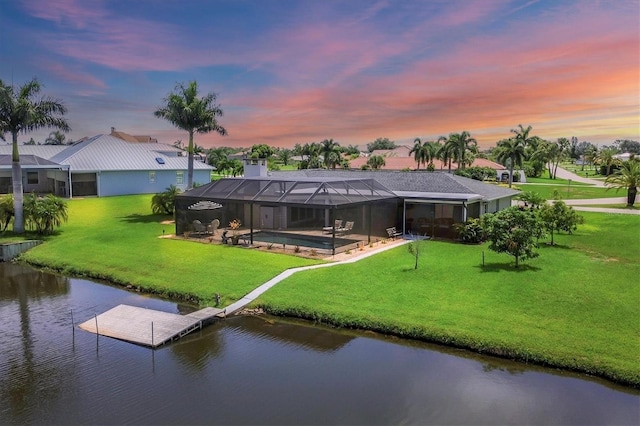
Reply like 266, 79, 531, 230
207, 218, 220, 235
386, 227, 402, 240
322, 219, 343, 234
221, 230, 230, 244
192, 220, 206, 236
337, 221, 354, 235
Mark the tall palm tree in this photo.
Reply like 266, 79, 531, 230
154, 81, 227, 189
444, 131, 477, 170
436, 136, 453, 171
511, 124, 536, 148
495, 137, 525, 188
605, 160, 640, 207
0, 78, 70, 234
410, 138, 428, 170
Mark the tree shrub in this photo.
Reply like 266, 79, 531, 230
0, 194, 14, 231
151, 185, 181, 215
23, 194, 68, 235
453, 218, 486, 243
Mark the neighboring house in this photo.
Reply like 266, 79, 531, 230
174, 163, 518, 251
0, 134, 214, 197
0, 154, 70, 196
347, 155, 524, 182
369, 145, 413, 158
110, 127, 158, 143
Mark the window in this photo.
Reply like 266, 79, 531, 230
27, 172, 39, 185
176, 171, 184, 185
149, 171, 156, 183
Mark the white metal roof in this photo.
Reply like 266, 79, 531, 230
47, 134, 213, 172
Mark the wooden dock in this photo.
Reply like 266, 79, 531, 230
78, 304, 225, 348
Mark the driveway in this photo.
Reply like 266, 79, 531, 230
553, 165, 605, 187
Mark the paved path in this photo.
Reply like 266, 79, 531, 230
553, 165, 605, 186
223, 239, 410, 315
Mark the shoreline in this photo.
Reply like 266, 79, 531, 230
19, 256, 640, 390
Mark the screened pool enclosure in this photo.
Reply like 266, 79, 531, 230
175, 177, 400, 254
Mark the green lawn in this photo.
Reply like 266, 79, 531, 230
258, 212, 640, 386
4, 196, 639, 386
525, 176, 589, 185
13, 195, 321, 306
513, 183, 619, 200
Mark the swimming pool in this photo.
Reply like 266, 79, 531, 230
247, 231, 357, 250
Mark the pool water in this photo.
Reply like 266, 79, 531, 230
248, 231, 357, 249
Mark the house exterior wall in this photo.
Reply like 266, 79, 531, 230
0, 169, 70, 196
95, 170, 211, 196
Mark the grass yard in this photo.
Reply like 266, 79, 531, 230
257, 212, 640, 386
4, 196, 639, 386
15, 195, 321, 306
525, 176, 589, 185
513, 183, 619, 200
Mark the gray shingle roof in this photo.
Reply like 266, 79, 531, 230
269, 169, 519, 201
0, 154, 68, 167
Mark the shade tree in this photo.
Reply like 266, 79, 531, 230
539, 200, 584, 245
482, 206, 545, 268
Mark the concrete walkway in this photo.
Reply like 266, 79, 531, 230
223, 239, 410, 315
552, 165, 605, 187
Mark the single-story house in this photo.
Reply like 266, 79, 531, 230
0, 134, 214, 197
174, 160, 519, 253
0, 154, 70, 196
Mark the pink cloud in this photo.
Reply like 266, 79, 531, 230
43, 61, 106, 92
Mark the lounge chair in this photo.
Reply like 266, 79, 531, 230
192, 220, 206, 236
323, 219, 343, 234
207, 218, 220, 235
337, 221, 354, 235
386, 227, 402, 240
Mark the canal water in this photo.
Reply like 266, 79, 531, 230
0, 262, 638, 425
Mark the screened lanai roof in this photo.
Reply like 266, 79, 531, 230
181, 177, 398, 207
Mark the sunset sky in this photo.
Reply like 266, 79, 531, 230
1, 0, 638, 149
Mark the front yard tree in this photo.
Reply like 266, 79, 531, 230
483, 206, 544, 268
154, 81, 227, 189
0, 78, 70, 234
605, 160, 640, 207
539, 200, 584, 245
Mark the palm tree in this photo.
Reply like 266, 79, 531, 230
44, 130, 66, 145
410, 138, 428, 170
596, 148, 620, 176
495, 137, 525, 188
511, 124, 536, 148
367, 155, 385, 170
436, 136, 453, 171
0, 78, 70, 234
605, 160, 640, 207
444, 131, 477, 170
320, 138, 340, 168
154, 81, 227, 189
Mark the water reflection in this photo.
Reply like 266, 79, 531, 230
0, 262, 638, 425
0, 263, 71, 423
